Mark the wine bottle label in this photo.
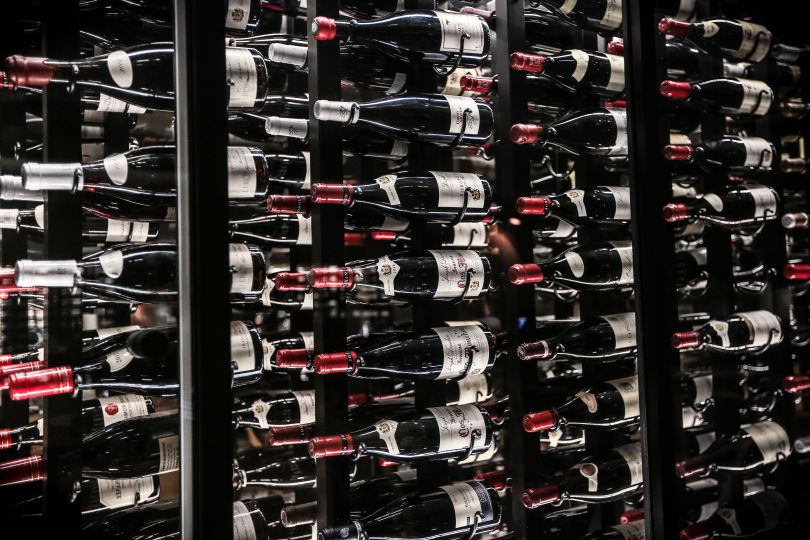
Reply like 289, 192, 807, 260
165, 207, 177, 220
737, 310, 781, 346
450, 223, 487, 248
103, 152, 129, 185
742, 138, 773, 168
608, 376, 639, 418
702, 21, 720, 37
568, 49, 590, 82
746, 186, 778, 219
577, 461, 599, 492
390, 139, 409, 158
0, 209, 18, 228
676, 0, 696, 21
442, 67, 481, 97
428, 404, 487, 453
433, 325, 490, 380
262, 339, 276, 370
385, 72, 408, 95
601, 312, 636, 349
233, 503, 258, 540
229, 243, 255, 294
737, 79, 773, 115
611, 521, 646, 540
600, 0, 622, 29
376, 255, 401, 296
296, 215, 312, 246
695, 432, 716, 453
99, 249, 125, 278
701, 193, 724, 212
551, 218, 576, 238
227, 147, 258, 198
604, 186, 631, 220
430, 171, 486, 209
716, 508, 743, 535
98, 394, 150, 426
97, 93, 143, 113
607, 109, 628, 156
435, 12, 486, 54
558, 0, 577, 13
723, 61, 749, 78
458, 440, 497, 464
698, 500, 720, 522
607, 241, 634, 284
302, 291, 313, 311
225, 0, 252, 31
737, 21, 771, 62
226, 48, 259, 108
158, 435, 180, 472
682, 406, 703, 428
614, 443, 643, 485
35, 205, 45, 228
230, 321, 257, 373
105, 219, 131, 242
375, 174, 401, 205
576, 391, 598, 413
605, 53, 625, 93
300, 331, 315, 350
266, 116, 309, 139
107, 50, 134, 88
429, 250, 486, 298
95, 325, 140, 339
374, 419, 400, 454
690, 373, 713, 405
455, 373, 489, 404
301, 151, 311, 189
293, 390, 316, 424
130, 221, 150, 243
444, 96, 481, 135
105, 348, 135, 373
564, 251, 586, 278
565, 189, 587, 216
743, 421, 791, 465
97, 477, 156, 510
440, 482, 493, 528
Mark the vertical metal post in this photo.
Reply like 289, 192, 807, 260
174, 1, 233, 538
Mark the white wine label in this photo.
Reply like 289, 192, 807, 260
435, 11, 486, 54
569, 49, 590, 82
0, 209, 19, 228
455, 373, 489, 405
266, 116, 309, 139
702, 193, 724, 212
233, 501, 258, 540
229, 243, 255, 294
737, 78, 773, 115
709, 320, 731, 348
445, 96, 480, 135
385, 72, 408, 95
164, 207, 176, 220
442, 67, 481, 96
430, 250, 486, 299
267, 43, 308, 68
576, 391, 598, 413
95, 325, 140, 339
682, 406, 702, 428
262, 339, 276, 370
743, 421, 791, 465
724, 61, 750, 78
577, 462, 599, 492
611, 521, 646, 540
107, 50, 134, 88
440, 482, 487, 528
702, 21, 720, 37
227, 147, 258, 198
609, 241, 634, 285
98, 394, 150, 426
608, 376, 639, 418
746, 186, 777, 219
431, 171, 486, 209
737, 21, 771, 63
565, 189, 587, 216
103, 153, 129, 185
444, 320, 484, 327
375, 174, 401, 205
604, 186, 631, 220
34, 205, 45, 228
105, 219, 131, 242
695, 432, 716, 453
301, 151, 311, 190
97, 477, 156, 510
225, 0, 251, 31
551, 218, 577, 238
429, 404, 487, 453
559, 0, 578, 13
676, 0, 696, 21
97, 93, 128, 113
390, 139, 409, 158
692, 374, 713, 404
737, 310, 781, 347
564, 251, 586, 278
607, 109, 628, 156
698, 500, 720, 522
301, 291, 313, 311
374, 419, 400, 454
672, 184, 698, 198
600, 0, 622, 29
433, 325, 490, 379
292, 390, 316, 424
605, 53, 625, 93
300, 331, 315, 350
376, 255, 401, 296
450, 223, 487, 248
296, 215, 312, 246
226, 48, 258, 108
601, 312, 636, 350
614, 443, 643, 485
99, 249, 125, 278
158, 435, 180, 472
130, 221, 150, 243
230, 321, 257, 373
251, 398, 272, 428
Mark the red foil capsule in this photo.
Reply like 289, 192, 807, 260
267, 424, 314, 446
3, 56, 57, 86
671, 331, 702, 350
663, 144, 695, 161
314, 352, 358, 375
309, 434, 354, 458
274, 348, 313, 369
509, 52, 546, 73
474, 470, 509, 491
783, 263, 810, 282
344, 232, 365, 247
662, 203, 691, 223
459, 75, 495, 95
370, 231, 398, 241
509, 124, 543, 144
9, 366, 75, 401
311, 183, 354, 205
0, 360, 45, 390
660, 80, 693, 99
607, 40, 625, 55
267, 195, 310, 215
0, 455, 44, 487
312, 16, 338, 41
522, 484, 562, 509
782, 375, 810, 394
515, 196, 550, 216
517, 340, 553, 361
348, 393, 369, 406
658, 17, 691, 37
522, 410, 556, 433
620, 508, 645, 524
273, 271, 309, 292
679, 524, 712, 540
0, 429, 12, 451
309, 267, 355, 290
377, 458, 401, 468
507, 263, 544, 285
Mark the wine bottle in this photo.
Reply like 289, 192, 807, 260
659, 77, 774, 117
318, 481, 501, 540
523, 443, 644, 508
460, 6, 597, 50
510, 49, 624, 98
234, 496, 314, 540
230, 215, 312, 246
233, 389, 315, 429
0, 174, 43, 202
233, 446, 316, 489
312, 171, 494, 224
671, 310, 783, 352
664, 136, 775, 173
314, 93, 494, 147
459, 73, 573, 121
663, 184, 780, 230
510, 108, 628, 160
518, 313, 636, 361
659, 17, 772, 63
311, 10, 490, 68
516, 186, 631, 224
535, 0, 623, 33
310, 404, 493, 462
680, 490, 790, 539
580, 521, 647, 539
260, 271, 313, 311
275, 250, 493, 303
677, 421, 791, 478
508, 241, 633, 290
262, 331, 313, 370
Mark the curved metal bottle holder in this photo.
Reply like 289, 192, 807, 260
695, 206, 776, 238
434, 32, 472, 77
697, 327, 780, 358
732, 266, 774, 297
